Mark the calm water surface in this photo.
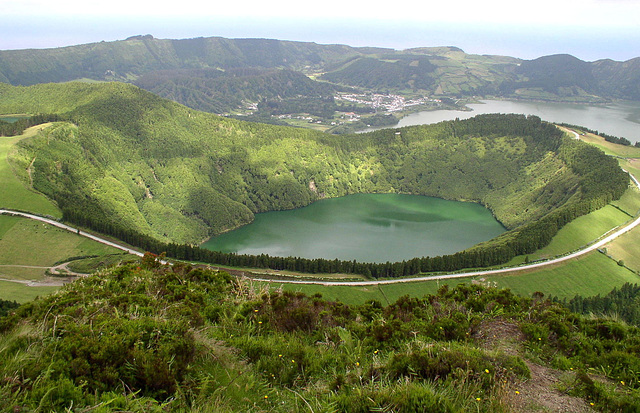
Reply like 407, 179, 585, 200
202, 194, 505, 263
0, 116, 23, 123
367, 100, 640, 143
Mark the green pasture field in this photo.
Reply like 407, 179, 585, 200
604, 227, 640, 273
0, 215, 123, 301
0, 124, 60, 217
0, 266, 49, 281
611, 183, 640, 215
279, 282, 387, 306
0, 280, 59, 303
480, 252, 639, 299
578, 132, 640, 158
621, 158, 640, 181
506, 205, 630, 266
279, 251, 639, 306
0, 215, 120, 268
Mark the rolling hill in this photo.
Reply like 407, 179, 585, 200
0, 82, 628, 277
0, 35, 383, 85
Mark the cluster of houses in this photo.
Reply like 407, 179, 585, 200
335, 93, 440, 112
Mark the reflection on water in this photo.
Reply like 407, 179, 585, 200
365, 100, 640, 143
202, 194, 505, 263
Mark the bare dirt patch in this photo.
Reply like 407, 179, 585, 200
473, 319, 524, 355
504, 362, 594, 413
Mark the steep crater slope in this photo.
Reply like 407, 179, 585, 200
0, 82, 628, 264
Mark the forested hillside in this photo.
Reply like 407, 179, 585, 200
499, 54, 640, 101
0, 35, 382, 85
134, 68, 337, 114
1, 36, 638, 107
0, 258, 638, 411
0, 82, 628, 275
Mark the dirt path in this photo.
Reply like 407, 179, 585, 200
26, 156, 36, 188
475, 319, 594, 413
0, 263, 88, 286
49, 262, 89, 277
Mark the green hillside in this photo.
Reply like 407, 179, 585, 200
499, 54, 640, 102
0, 82, 628, 278
321, 48, 519, 96
0, 259, 638, 412
0, 35, 379, 86
134, 67, 338, 114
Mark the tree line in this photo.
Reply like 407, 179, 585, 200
556, 283, 640, 327
0, 113, 64, 136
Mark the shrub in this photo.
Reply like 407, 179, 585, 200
332, 382, 456, 413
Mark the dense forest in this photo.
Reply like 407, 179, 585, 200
0, 82, 629, 276
320, 55, 437, 90
0, 258, 638, 412
134, 68, 338, 114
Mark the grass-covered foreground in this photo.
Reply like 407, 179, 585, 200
1, 255, 639, 412
0, 125, 60, 217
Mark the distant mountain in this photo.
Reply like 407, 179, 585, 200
320, 55, 437, 90
499, 54, 640, 101
0, 35, 386, 85
0, 35, 638, 108
592, 57, 640, 101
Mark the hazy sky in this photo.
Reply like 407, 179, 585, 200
2, 0, 639, 61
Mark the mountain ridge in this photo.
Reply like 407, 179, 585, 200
1, 35, 638, 104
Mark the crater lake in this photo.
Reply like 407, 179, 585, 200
201, 194, 506, 263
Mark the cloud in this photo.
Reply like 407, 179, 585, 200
4, 0, 639, 28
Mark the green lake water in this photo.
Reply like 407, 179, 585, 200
202, 193, 505, 263
0, 116, 23, 123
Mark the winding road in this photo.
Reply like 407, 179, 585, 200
1, 166, 639, 287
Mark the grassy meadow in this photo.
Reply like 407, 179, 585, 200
0, 280, 59, 303
0, 214, 123, 302
0, 124, 60, 217
577, 132, 640, 158
280, 250, 640, 306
